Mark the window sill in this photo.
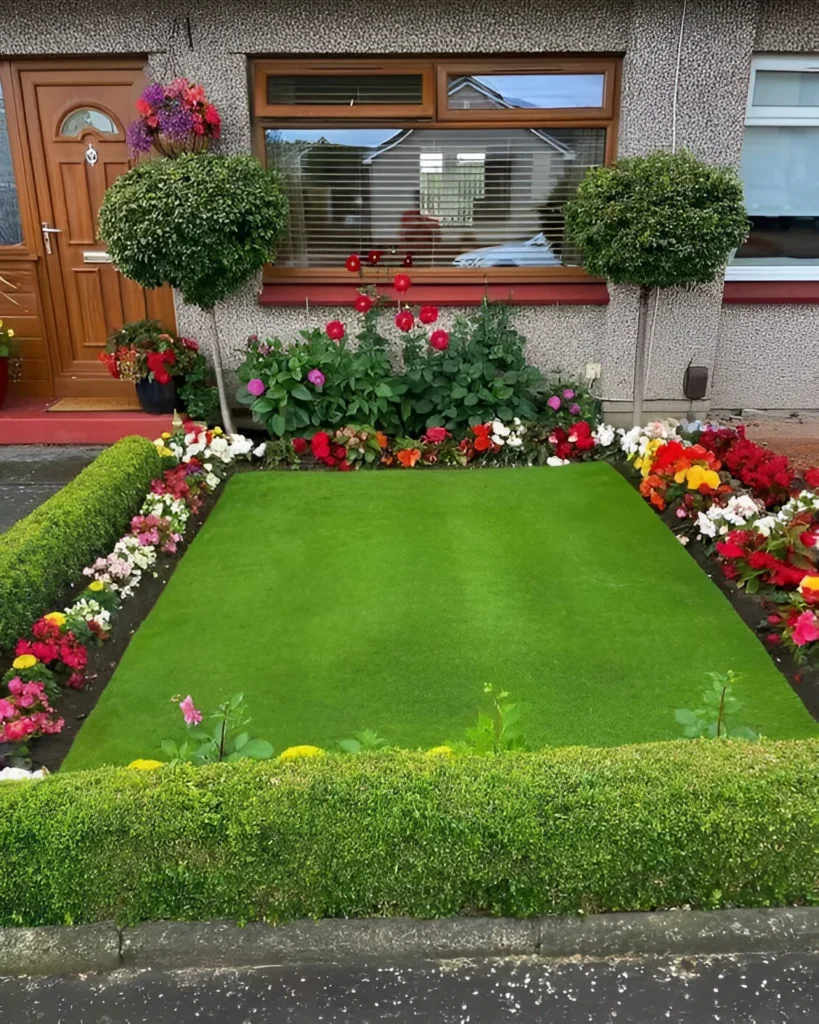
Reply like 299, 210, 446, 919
723, 281, 819, 304
259, 281, 610, 307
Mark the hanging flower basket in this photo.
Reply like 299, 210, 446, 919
126, 79, 221, 159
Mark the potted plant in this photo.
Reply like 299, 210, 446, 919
99, 319, 200, 415
0, 319, 20, 410
126, 78, 221, 159
99, 153, 288, 432
565, 149, 749, 426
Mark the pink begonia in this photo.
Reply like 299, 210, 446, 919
792, 611, 819, 646
179, 695, 203, 726
0, 699, 15, 719
547, 396, 561, 411
6, 678, 23, 695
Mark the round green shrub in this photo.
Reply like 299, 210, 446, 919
99, 154, 288, 309
564, 149, 750, 288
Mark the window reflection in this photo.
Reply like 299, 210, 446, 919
447, 73, 605, 110
60, 108, 118, 137
0, 81, 23, 247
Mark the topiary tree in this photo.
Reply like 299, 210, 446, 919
565, 149, 749, 425
99, 153, 288, 432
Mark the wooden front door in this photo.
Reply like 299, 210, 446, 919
19, 64, 176, 397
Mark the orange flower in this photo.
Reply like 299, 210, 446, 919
396, 448, 421, 468
376, 432, 389, 449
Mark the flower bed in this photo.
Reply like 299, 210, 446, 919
0, 741, 815, 927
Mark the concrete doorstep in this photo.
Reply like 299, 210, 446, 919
0, 908, 817, 978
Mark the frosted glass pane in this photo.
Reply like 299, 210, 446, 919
60, 108, 118, 136
0, 82, 23, 247
753, 70, 819, 107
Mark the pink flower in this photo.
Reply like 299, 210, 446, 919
547, 396, 561, 411
563, 388, 576, 399
179, 695, 203, 725
247, 378, 266, 397
307, 369, 325, 388
6, 678, 23, 695
569, 403, 582, 416
0, 699, 14, 719
792, 611, 819, 647
675, 507, 688, 518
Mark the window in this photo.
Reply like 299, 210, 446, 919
729, 56, 819, 281
59, 107, 119, 137
0, 79, 23, 247
253, 58, 619, 280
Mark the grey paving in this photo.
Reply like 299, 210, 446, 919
0, 446, 103, 532
0, 953, 815, 1023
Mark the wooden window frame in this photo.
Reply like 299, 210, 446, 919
252, 56, 621, 290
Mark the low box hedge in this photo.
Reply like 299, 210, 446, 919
0, 740, 815, 927
0, 435, 161, 650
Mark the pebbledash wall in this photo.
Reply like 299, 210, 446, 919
3, 0, 818, 420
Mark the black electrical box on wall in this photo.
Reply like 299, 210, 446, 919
683, 365, 708, 400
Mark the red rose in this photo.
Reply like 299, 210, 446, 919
403, 253, 414, 267
311, 431, 331, 458
419, 305, 439, 324
333, 445, 347, 460
393, 273, 411, 293
325, 320, 346, 341
162, 349, 177, 366
292, 437, 308, 454
354, 293, 374, 314
367, 250, 382, 265
429, 329, 449, 351
804, 467, 819, 489
345, 254, 361, 272
395, 310, 415, 332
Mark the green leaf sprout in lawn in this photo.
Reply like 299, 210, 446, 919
675, 671, 760, 740
162, 692, 274, 764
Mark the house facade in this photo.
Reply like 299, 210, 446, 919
0, 0, 817, 424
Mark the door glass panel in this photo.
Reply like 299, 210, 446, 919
447, 73, 606, 111
60, 108, 118, 136
0, 81, 23, 246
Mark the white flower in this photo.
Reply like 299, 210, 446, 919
209, 435, 229, 454
491, 420, 510, 438
754, 516, 779, 538
253, 442, 267, 458
506, 436, 523, 448
228, 435, 254, 457
593, 423, 616, 448
546, 456, 570, 467
206, 472, 221, 490
513, 417, 522, 427
677, 535, 690, 546
0, 767, 47, 782
696, 511, 717, 538
491, 434, 506, 447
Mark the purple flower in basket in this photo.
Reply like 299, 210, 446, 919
562, 388, 576, 400
247, 378, 266, 397
157, 106, 195, 141
141, 82, 166, 108
547, 395, 561, 411
126, 120, 153, 154
569, 403, 582, 416
307, 369, 325, 388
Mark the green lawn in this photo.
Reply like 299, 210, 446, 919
63, 464, 816, 769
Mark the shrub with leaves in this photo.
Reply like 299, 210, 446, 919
565, 149, 749, 287
99, 154, 288, 310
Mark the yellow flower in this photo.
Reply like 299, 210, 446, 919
6, 329, 13, 338
161, 431, 171, 440
278, 745, 325, 761
158, 446, 173, 457
634, 438, 663, 478
799, 576, 819, 593
212, 426, 223, 435
12, 654, 37, 670
88, 581, 104, 593
128, 759, 163, 770
43, 611, 66, 626
685, 465, 720, 491
425, 745, 454, 757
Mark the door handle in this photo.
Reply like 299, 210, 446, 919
41, 222, 61, 255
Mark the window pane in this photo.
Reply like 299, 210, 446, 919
60, 108, 118, 136
447, 73, 605, 111
0, 81, 23, 247
266, 74, 424, 107
266, 126, 605, 268
753, 70, 819, 108
733, 125, 819, 265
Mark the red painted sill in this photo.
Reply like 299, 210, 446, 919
723, 281, 819, 304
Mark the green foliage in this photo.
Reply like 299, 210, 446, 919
457, 684, 529, 754
162, 693, 274, 764
177, 352, 220, 424
0, 741, 815, 926
565, 149, 750, 288
676, 671, 759, 740
0, 437, 160, 651
236, 321, 403, 437
400, 303, 543, 434
99, 154, 288, 310
337, 729, 391, 754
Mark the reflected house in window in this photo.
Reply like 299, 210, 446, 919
266, 75, 605, 269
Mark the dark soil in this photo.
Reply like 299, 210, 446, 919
7, 459, 817, 774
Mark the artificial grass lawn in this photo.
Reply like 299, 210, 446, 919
63, 463, 817, 769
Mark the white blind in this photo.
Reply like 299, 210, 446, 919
267, 126, 605, 268
740, 125, 819, 215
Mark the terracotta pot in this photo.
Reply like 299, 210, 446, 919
0, 357, 9, 410
151, 133, 210, 159
135, 376, 185, 415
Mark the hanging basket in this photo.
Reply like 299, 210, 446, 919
151, 133, 211, 159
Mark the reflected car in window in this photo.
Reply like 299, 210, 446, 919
452, 232, 562, 267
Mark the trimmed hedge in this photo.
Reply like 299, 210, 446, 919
0, 741, 816, 927
0, 436, 161, 649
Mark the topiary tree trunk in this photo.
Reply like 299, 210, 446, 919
208, 308, 235, 435
632, 285, 650, 428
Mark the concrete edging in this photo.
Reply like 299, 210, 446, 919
1, 908, 817, 977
